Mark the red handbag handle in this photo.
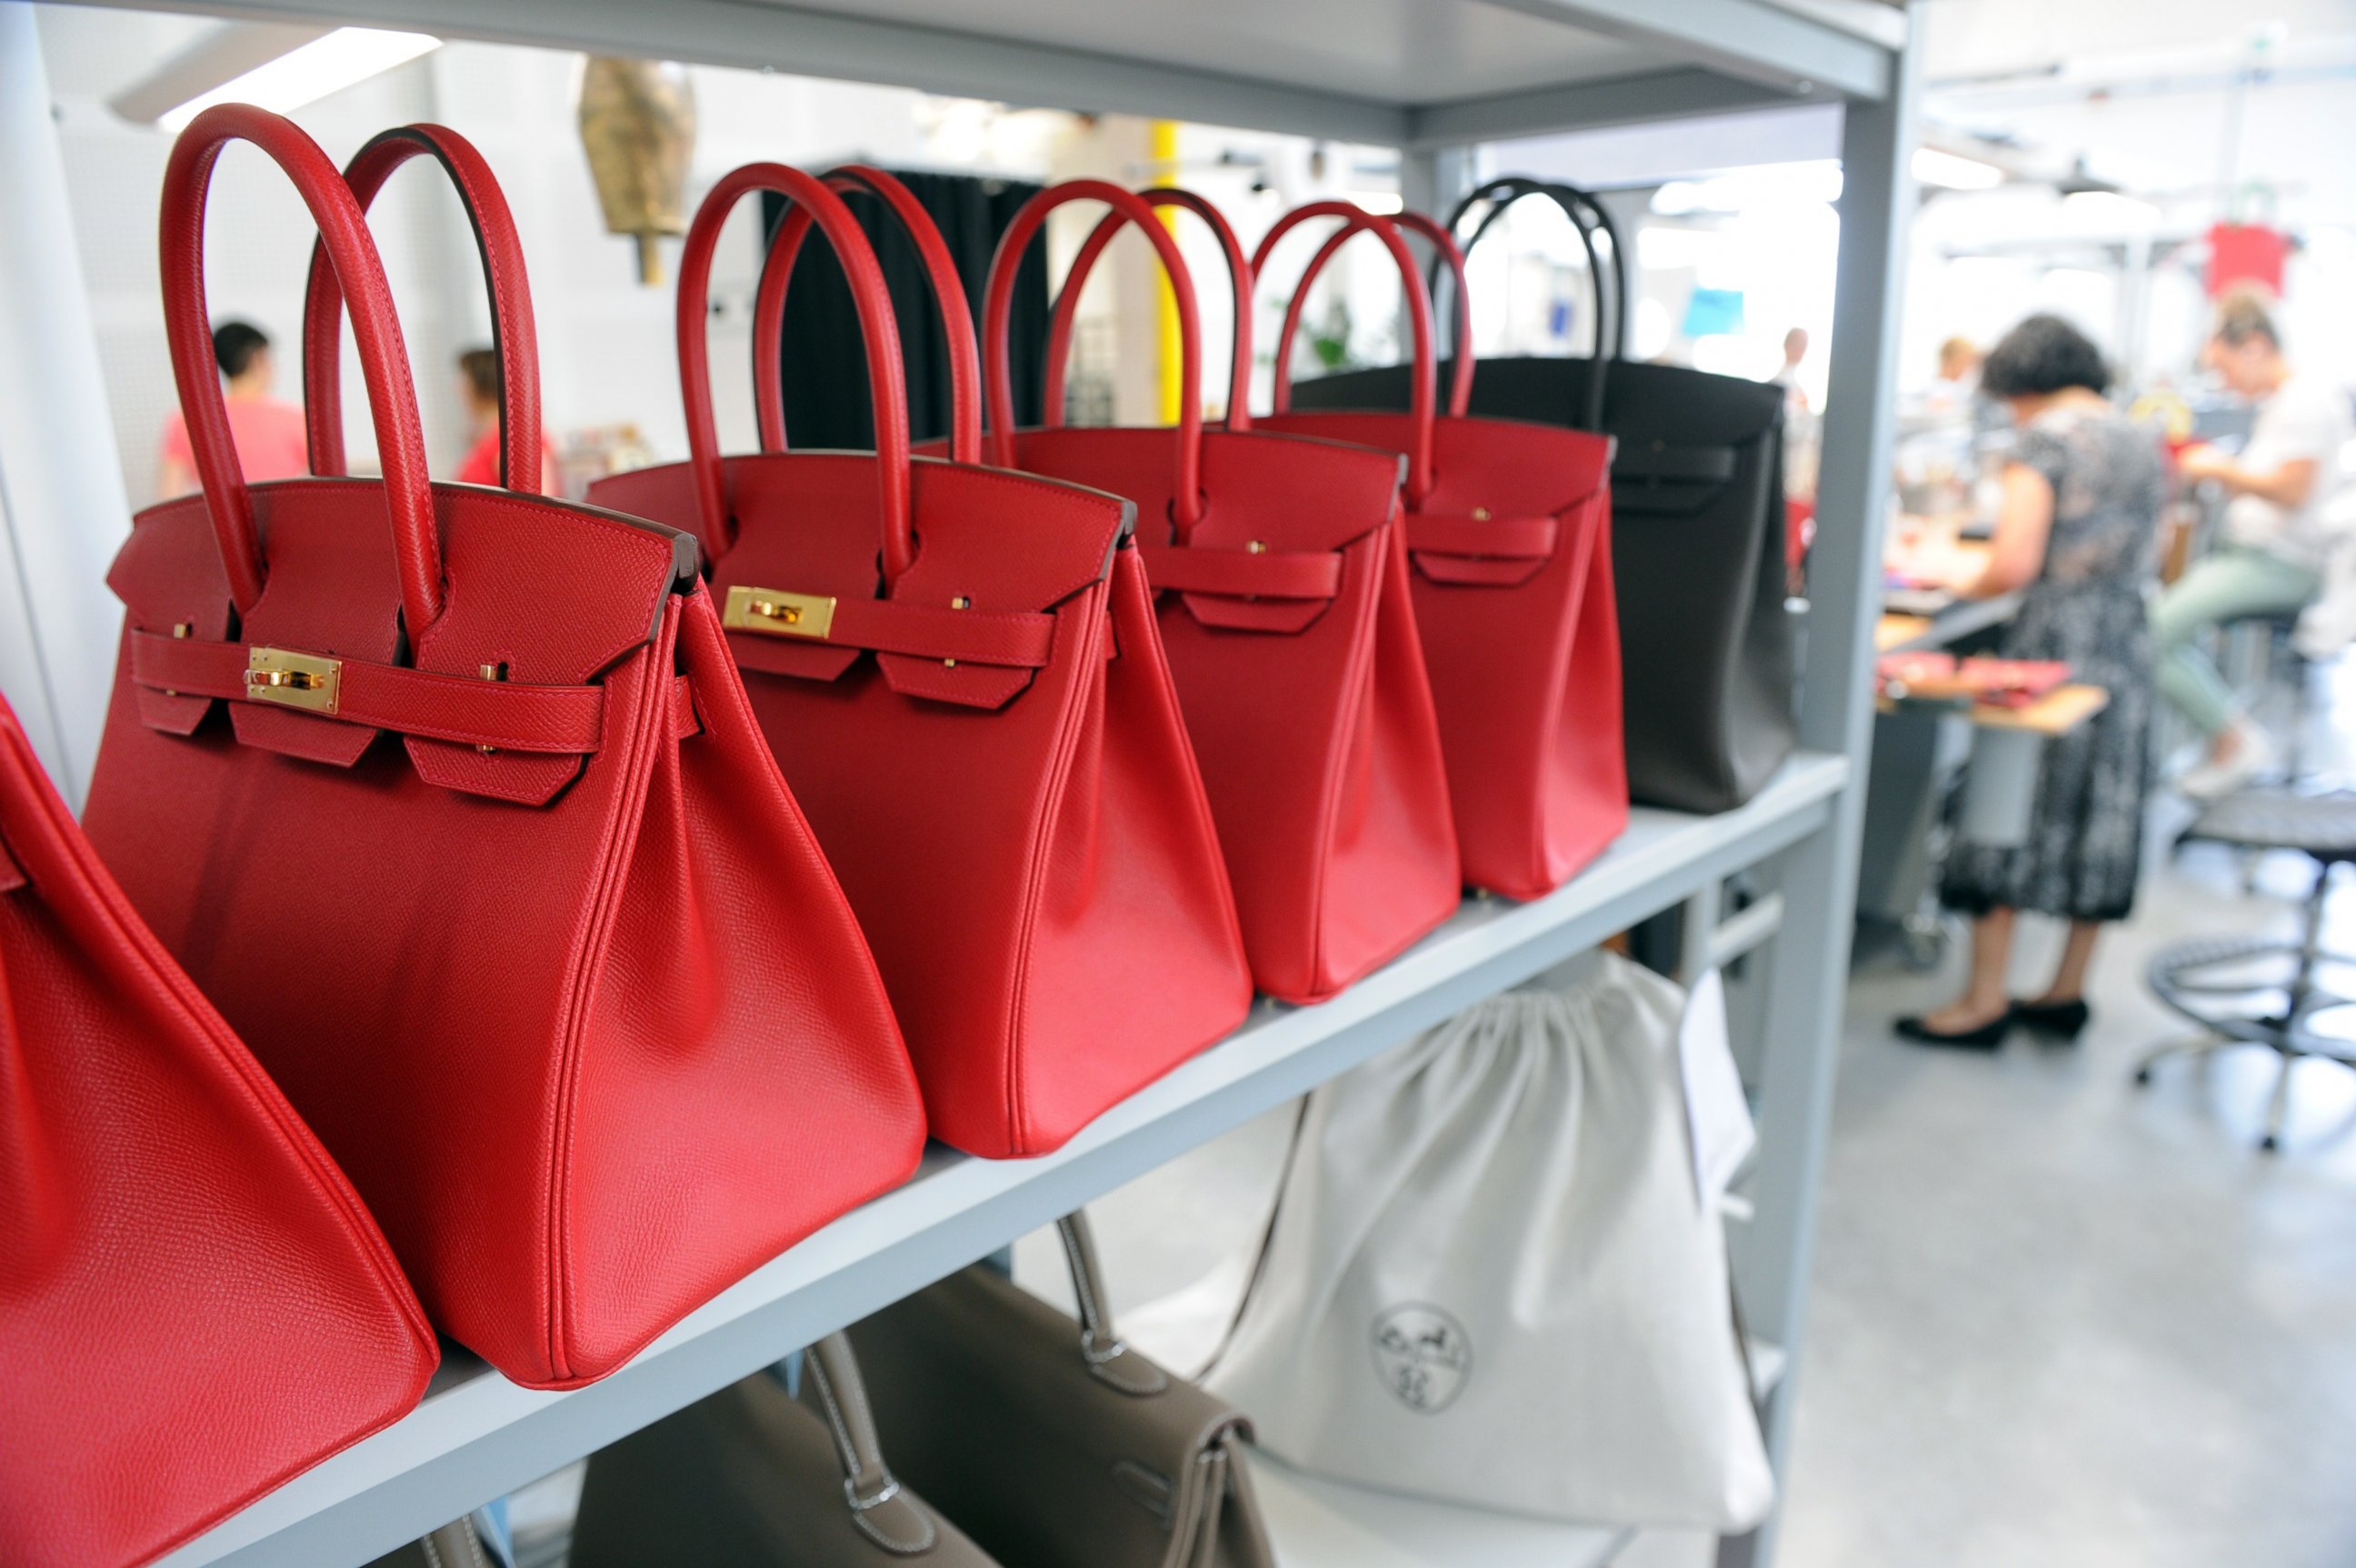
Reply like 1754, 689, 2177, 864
1251, 203, 1444, 504
1265, 209, 1473, 420
678, 164, 914, 581
301, 124, 542, 492
162, 105, 441, 634
983, 180, 1205, 534
1039, 188, 1254, 435
749, 165, 981, 465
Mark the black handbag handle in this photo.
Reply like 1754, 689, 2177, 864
1445, 176, 1628, 431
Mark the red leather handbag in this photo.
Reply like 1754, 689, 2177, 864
1253, 204, 1626, 899
0, 689, 437, 1568
79, 110, 924, 1390
590, 165, 1251, 1158
981, 182, 1458, 1003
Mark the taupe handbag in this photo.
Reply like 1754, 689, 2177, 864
569, 1334, 997, 1565
364, 1518, 502, 1568
848, 1213, 1274, 1568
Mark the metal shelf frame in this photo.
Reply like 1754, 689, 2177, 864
20, 4, 1919, 1565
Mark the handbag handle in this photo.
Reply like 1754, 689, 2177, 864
162, 105, 441, 636
1039, 187, 1255, 436
678, 164, 915, 581
1447, 177, 1624, 430
802, 1332, 939, 1553
1055, 1211, 1167, 1397
1268, 209, 1474, 420
983, 180, 1205, 534
748, 165, 983, 466
301, 124, 543, 492
1251, 203, 1443, 505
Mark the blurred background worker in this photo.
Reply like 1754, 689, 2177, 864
2157, 290, 2356, 799
454, 345, 558, 492
154, 319, 308, 498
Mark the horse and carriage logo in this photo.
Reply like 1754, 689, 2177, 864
1371, 1303, 1472, 1413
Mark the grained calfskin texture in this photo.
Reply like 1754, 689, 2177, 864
999, 424, 1462, 1002
1255, 410, 1629, 898
85, 487, 927, 1387
0, 695, 438, 1568
83, 106, 924, 1390
593, 454, 1253, 1157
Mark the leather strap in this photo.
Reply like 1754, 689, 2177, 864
803, 1333, 938, 1555
1057, 1212, 1167, 1397
753, 165, 983, 464
984, 182, 1207, 533
727, 596, 1057, 669
1405, 514, 1558, 559
1139, 543, 1342, 601
1043, 188, 1256, 437
1252, 203, 1440, 504
1273, 210, 1474, 421
679, 165, 914, 578
162, 106, 441, 634
304, 125, 541, 491
129, 630, 609, 754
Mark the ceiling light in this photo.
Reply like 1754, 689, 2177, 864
154, 27, 442, 132
1912, 146, 2006, 191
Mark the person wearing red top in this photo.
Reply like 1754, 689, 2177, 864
155, 320, 310, 498
454, 346, 558, 492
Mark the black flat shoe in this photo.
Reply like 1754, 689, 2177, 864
1894, 1013, 2012, 1050
2012, 997, 2091, 1040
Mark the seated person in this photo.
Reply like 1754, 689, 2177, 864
2158, 290, 2355, 799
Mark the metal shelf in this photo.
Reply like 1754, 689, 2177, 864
72, 0, 1892, 142
160, 753, 1847, 1568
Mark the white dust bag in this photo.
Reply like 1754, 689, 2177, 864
1206, 950, 1773, 1531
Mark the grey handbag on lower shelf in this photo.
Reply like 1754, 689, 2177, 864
848, 1212, 1274, 1568
568, 1333, 997, 1565
364, 1518, 504, 1568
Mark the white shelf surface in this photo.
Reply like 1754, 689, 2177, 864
162, 751, 1847, 1568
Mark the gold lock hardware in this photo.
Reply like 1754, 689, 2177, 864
723, 585, 836, 639
244, 647, 341, 714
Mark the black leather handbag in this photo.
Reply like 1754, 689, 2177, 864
1290, 176, 1798, 814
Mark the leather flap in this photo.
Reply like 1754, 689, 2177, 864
1406, 512, 1560, 588
592, 452, 1131, 712
111, 479, 680, 804
1008, 425, 1399, 637
0, 827, 23, 894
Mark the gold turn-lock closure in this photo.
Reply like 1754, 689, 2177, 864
244, 647, 342, 714
945, 595, 970, 668
722, 585, 837, 640
1471, 506, 1492, 521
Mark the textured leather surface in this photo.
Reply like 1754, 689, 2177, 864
0, 693, 437, 1568
849, 1248, 1273, 1568
997, 185, 1459, 1002
591, 164, 1249, 1157
1295, 176, 1797, 814
84, 107, 923, 1388
1253, 203, 1627, 898
574, 1362, 1000, 1566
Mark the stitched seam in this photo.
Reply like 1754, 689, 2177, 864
1300, 529, 1388, 995
805, 1353, 866, 1483
421, 1535, 444, 1568
540, 612, 674, 1381
1002, 590, 1110, 1151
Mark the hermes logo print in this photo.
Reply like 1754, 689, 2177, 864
1372, 1303, 1471, 1413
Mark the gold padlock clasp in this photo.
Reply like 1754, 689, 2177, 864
723, 585, 836, 640
245, 647, 343, 714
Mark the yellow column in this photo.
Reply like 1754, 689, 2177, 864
1151, 120, 1183, 426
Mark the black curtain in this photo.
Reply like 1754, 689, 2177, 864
760, 173, 1050, 449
